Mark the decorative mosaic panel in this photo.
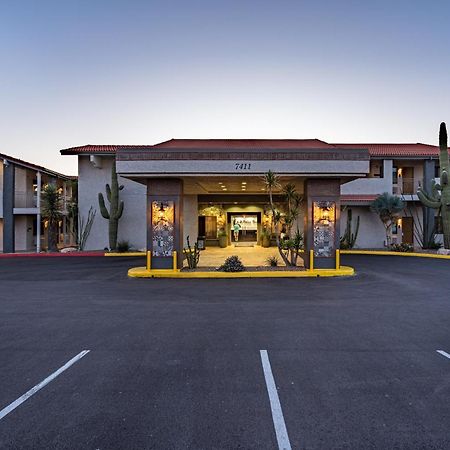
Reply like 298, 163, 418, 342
313, 201, 336, 257
152, 201, 174, 257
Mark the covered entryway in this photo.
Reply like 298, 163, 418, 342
115, 139, 370, 270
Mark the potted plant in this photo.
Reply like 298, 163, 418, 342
218, 229, 228, 248
261, 228, 271, 248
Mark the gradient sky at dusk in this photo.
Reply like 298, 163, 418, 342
1, 0, 449, 175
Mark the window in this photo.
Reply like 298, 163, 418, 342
370, 161, 384, 178
435, 165, 440, 178
392, 166, 398, 184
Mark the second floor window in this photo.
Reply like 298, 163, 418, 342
370, 161, 384, 178
435, 165, 440, 178
392, 166, 398, 184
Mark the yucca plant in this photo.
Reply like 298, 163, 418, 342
41, 183, 63, 252
263, 171, 303, 266
263, 171, 290, 265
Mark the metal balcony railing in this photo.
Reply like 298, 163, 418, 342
393, 178, 422, 195
14, 190, 73, 210
14, 191, 38, 208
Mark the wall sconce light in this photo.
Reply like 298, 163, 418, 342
397, 168, 403, 177
397, 218, 402, 228
158, 202, 168, 220
320, 207, 331, 225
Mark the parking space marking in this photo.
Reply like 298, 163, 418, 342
260, 350, 292, 450
437, 350, 450, 360
0, 350, 90, 421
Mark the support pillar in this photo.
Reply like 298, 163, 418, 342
147, 178, 183, 269
3, 161, 15, 253
304, 179, 340, 269
36, 171, 42, 253
423, 160, 436, 246
62, 181, 67, 245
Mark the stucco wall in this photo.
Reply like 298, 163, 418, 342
0, 163, 3, 218
183, 195, 198, 246
341, 160, 393, 195
340, 206, 386, 249
78, 156, 146, 250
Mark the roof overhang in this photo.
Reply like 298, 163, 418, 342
116, 146, 370, 179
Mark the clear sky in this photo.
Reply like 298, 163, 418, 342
1, 0, 449, 175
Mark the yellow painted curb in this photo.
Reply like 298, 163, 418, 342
340, 250, 450, 260
127, 266, 355, 278
105, 252, 146, 257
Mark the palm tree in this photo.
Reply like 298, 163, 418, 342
370, 192, 404, 248
41, 184, 63, 252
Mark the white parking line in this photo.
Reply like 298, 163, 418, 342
0, 350, 90, 420
437, 350, 450, 360
260, 350, 292, 450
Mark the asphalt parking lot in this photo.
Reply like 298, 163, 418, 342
0, 255, 449, 449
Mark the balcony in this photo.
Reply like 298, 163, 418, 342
393, 178, 421, 200
14, 191, 38, 208
394, 177, 421, 195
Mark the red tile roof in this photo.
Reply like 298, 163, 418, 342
334, 143, 448, 157
152, 138, 338, 149
60, 144, 150, 155
60, 140, 449, 158
341, 194, 378, 204
0, 152, 74, 179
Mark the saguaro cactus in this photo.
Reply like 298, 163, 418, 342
418, 122, 450, 249
98, 161, 124, 251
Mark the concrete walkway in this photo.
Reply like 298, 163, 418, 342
194, 245, 305, 268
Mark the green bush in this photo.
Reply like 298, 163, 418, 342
391, 243, 413, 252
424, 240, 442, 250
219, 255, 245, 272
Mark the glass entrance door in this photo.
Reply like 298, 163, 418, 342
230, 214, 258, 243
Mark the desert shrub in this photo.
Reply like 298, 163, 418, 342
117, 240, 131, 253
424, 240, 442, 250
391, 243, 413, 252
219, 255, 245, 272
266, 255, 279, 267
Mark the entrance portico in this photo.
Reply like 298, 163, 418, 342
116, 139, 369, 270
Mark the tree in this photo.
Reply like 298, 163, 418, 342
41, 183, 63, 252
370, 192, 404, 248
263, 171, 303, 266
